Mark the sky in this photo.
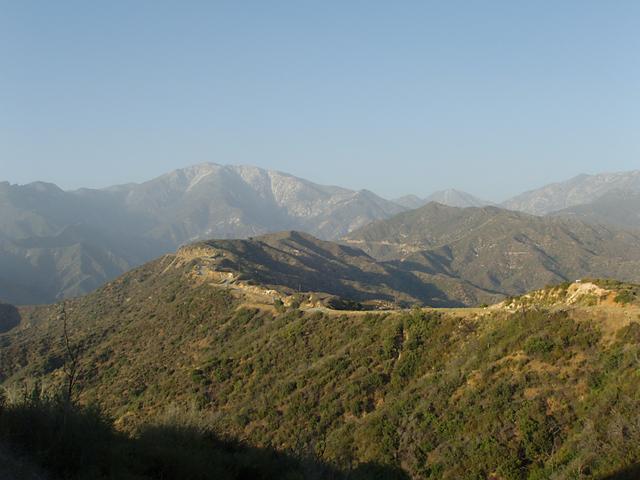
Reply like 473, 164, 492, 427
1, 1, 639, 201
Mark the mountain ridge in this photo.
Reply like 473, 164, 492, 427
393, 189, 492, 209
344, 202, 640, 304
501, 170, 640, 215
6, 166, 640, 306
177, 230, 470, 308
549, 189, 640, 230
0, 163, 405, 304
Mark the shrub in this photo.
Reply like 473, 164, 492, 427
617, 321, 640, 343
524, 335, 555, 358
615, 290, 636, 305
274, 298, 286, 313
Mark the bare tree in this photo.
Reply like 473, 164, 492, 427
59, 302, 80, 406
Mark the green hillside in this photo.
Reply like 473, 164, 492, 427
1, 245, 640, 479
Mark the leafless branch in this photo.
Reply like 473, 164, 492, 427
59, 302, 80, 406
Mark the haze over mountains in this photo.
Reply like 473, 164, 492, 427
0, 163, 404, 304
550, 190, 640, 230
394, 189, 492, 209
2, 164, 640, 305
501, 170, 640, 215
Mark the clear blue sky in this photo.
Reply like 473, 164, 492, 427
1, 1, 639, 201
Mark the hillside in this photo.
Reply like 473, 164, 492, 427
166, 230, 495, 308
0, 164, 404, 305
1, 393, 400, 480
501, 170, 640, 215
550, 190, 640, 231
0, 224, 168, 306
1, 252, 639, 479
182, 230, 451, 308
344, 202, 640, 304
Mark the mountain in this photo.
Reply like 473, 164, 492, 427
392, 194, 427, 209
102, 163, 405, 243
501, 170, 640, 215
344, 202, 640, 304
393, 189, 491, 209
0, 164, 404, 305
1, 250, 639, 478
0, 181, 169, 305
0, 224, 164, 305
7, 165, 640, 307
550, 189, 640, 230
423, 189, 492, 208
178, 230, 459, 307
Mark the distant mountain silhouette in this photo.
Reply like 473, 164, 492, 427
393, 189, 491, 209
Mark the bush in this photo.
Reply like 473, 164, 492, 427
274, 298, 286, 313
617, 321, 640, 343
289, 294, 304, 310
524, 335, 555, 358
615, 290, 636, 305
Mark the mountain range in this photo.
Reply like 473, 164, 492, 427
18, 208, 635, 310
393, 189, 492, 209
345, 202, 640, 305
501, 170, 640, 215
0, 164, 404, 304
3, 165, 640, 305
3, 165, 640, 478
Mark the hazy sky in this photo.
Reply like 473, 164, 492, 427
1, 1, 639, 201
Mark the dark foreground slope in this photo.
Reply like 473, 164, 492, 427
0, 391, 406, 480
1, 248, 640, 479
344, 202, 640, 304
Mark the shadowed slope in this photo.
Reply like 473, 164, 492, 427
186, 230, 456, 307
